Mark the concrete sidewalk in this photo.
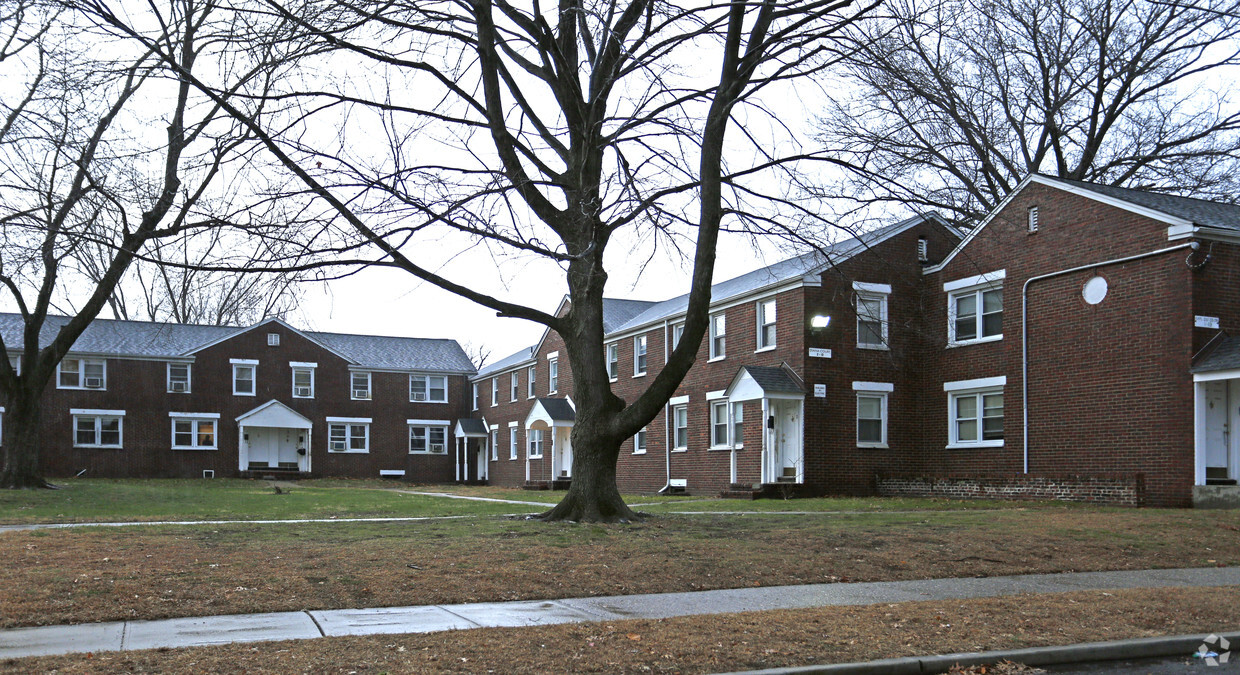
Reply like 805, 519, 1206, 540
2, 566, 1238, 660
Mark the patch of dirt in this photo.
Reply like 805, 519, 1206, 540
7, 586, 1236, 673
1, 509, 1237, 628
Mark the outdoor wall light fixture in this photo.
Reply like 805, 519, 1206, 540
810, 315, 831, 329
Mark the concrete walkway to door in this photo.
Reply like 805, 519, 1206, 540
2, 566, 1237, 660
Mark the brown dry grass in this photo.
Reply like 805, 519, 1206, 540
4, 508, 1239, 629
8, 586, 1237, 674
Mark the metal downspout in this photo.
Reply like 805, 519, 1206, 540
1021, 242, 1199, 474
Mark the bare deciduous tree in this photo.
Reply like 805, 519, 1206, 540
87, 0, 873, 520
816, 0, 1240, 224
0, 0, 311, 487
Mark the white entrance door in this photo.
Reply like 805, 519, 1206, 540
772, 400, 801, 482
1205, 381, 1229, 479
556, 428, 573, 479
246, 427, 303, 470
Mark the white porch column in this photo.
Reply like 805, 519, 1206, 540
455, 438, 461, 481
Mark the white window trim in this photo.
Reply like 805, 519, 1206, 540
709, 400, 732, 450
945, 270, 1005, 347
410, 373, 449, 404
490, 428, 498, 462
491, 377, 499, 406
755, 298, 777, 352
943, 269, 1006, 293
510, 372, 519, 402
671, 403, 689, 452
170, 414, 219, 451
855, 389, 889, 449
855, 287, 890, 351
549, 357, 560, 393
351, 371, 372, 401
633, 335, 647, 377
708, 312, 726, 361
57, 357, 107, 390
508, 421, 519, 460
606, 343, 619, 382
328, 419, 371, 454
527, 366, 536, 399
291, 363, 316, 399
231, 362, 257, 397
166, 362, 192, 394
633, 427, 647, 455
71, 410, 125, 449
472, 382, 479, 411
945, 381, 1006, 449
670, 323, 684, 351
407, 423, 448, 455
528, 428, 544, 458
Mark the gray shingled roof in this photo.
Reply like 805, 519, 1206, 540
611, 214, 939, 334
536, 397, 576, 422
476, 345, 537, 378
738, 366, 804, 395
1192, 335, 1240, 373
456, 418, 490, 436
1047, 176, 1240, 230
0, 313, 475, 373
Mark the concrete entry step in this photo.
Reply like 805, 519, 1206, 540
1194, 484, 1240, 508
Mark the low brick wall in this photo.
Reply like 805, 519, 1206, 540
875, 473, 1145, 506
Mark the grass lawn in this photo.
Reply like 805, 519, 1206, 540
10, 585, 1239, 673
0, 479, 549, 524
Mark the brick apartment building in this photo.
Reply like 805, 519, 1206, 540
7, 175, 1240, 507
0, 316, 474, 481
465, 176, 1240, 508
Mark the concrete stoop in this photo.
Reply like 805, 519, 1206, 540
1194, 484, 1240, 509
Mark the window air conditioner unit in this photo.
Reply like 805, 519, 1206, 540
171, 381, 188, 393
295, 386, 312, 397
84, 377, 103, 389
353, 389, 370, 399
330, 441, 345, 451
430, 444, 445, 454
412, 392, 426, 401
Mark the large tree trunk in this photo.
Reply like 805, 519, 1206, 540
539, 422, 638, 523
0, 389, 53, 489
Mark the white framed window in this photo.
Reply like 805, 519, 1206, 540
510, 372, 519, 402
853, 382, 892, 448
351, 371, 371, 401
489, 427, 498, 461
408, 423, 448, 454
411, 374, 448, 403
634, 427, 647, 454
528, 428, 544, 458
167, 363, 191, 393
291, 362, 316, 399
634, 335, 647, 376
8, 354, 20, 375
710, 401, 730, 448
731, 401, 743, 448
944, 377, 1006, 448
671, 323, 685, 350
231, 359, 257, 396
606, 343, 619, 381
58, 357, 106, 390
709, 313, 726, 360
509, 422, 519, 460
71, 409, 124, 448
527, 366, 536, 398
267, 332, 280, 346
672, 404, 688, 451
170, 413, 219, 450
855, 282, 891, 350
756, 299, 777, 350
549, 358, 559, 393
491, 377, 498, 406
472, 382, 479, 410
946, 271, 1004, 346
328, 417, 371, 453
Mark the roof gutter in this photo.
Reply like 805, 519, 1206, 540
1021, 241, 1199, 473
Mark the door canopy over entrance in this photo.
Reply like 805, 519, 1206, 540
236, 400, 313, 429
724, 365, 805, 402
525, 398, 576, 431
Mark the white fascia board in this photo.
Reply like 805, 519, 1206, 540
943, 269, 1006, 292
1171, 225, 1240, 244
669, 394, 690, 406
1193, 369, 1240, 382
407, 418, 451, 426
852, 381, 894, 392
168, 412, 221, 419
943, 376, 1007, 392
327, 416, 372, 424
853, 281, 892, 295
605, 284, 798, 344
546, 351, 559, 360
230, 358, 259, 365
71, 408, 126, 416
706, 390, 727, 400
289, 361, 318, 368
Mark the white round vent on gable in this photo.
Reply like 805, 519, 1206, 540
1082, 276, 1108, 305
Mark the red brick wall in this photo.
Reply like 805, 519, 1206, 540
32, 323, 468, 481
